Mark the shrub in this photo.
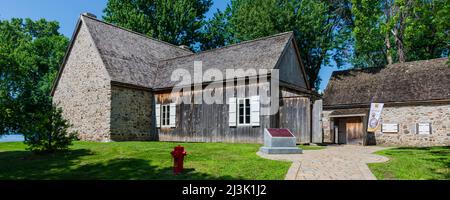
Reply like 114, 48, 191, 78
23, 106, 78, 154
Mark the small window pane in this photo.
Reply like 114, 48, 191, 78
237, 98, 252, 126
161, 105, 171, 126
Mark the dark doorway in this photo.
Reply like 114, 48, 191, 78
334, 117, 364, 145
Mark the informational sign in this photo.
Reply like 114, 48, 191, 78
260, 128, 301, 154
382, 123, 399, 133
266, 128, 295, 138
417, 123, 431, 135
367, 103, 384, 132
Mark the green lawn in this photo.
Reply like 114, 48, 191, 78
369, 146, 450, 180
0, 141, 291, 180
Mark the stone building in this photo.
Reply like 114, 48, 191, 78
51, 14, 321, 143
322, 58, 450, 146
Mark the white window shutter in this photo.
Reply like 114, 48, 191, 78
250, 96, 260, 126
229, 98, 237, 127
155, 104, 161, 128
170, 103, 176, 128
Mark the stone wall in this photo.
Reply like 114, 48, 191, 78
322, 110, 333, 143
52, 22, 112, 142
322, 104, 450, 146
110, 85, 155, 141
374, 104, 449, 146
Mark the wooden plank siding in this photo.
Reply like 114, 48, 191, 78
278, 87, 312, 144
155, 80, 276, 143
279, 96, 311, 144
154, 80, 313, 144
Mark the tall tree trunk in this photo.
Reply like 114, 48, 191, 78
393, 0, 412, 63
384, 0, 393, 65
385, 32, 393, 65
394, 27, 406, 63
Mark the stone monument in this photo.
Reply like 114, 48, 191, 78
259, 128, 303, 154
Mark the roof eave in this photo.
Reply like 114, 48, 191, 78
324, 98, 450, 109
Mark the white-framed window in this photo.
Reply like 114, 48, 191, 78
229, 96, 260, 127
417, 123, 431, 135
238, 98, 251, 126
161, 104, 170, 127
156, 103, 176, 128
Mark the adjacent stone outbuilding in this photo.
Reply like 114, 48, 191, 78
322, 58, 450, 146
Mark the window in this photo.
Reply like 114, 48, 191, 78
238, 98, 251, 125
156, 103, 176, 128
161, 105, 170, 127
228, 96, 260, 127
417, 123, 431, 135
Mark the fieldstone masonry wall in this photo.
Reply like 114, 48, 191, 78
53, 23, 112, 142
110, 85, 155, 141
322, 104, 450, 146
322, 110, 333, 143
374, 104, 449, 146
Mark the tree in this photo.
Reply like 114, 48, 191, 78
23, 105, 78, 153
103, 0, 213, 50
352, 0, 449, 68
0, 18, 69, 136
206, 0, 353, 89
351, 0, 387, 68
200, 7, 236, 51
403, 0, 449, 61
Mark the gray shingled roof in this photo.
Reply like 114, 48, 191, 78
81, 15, 193, 89
82, 15, 294, 90
323, 58, 450, 107
53, 15, 297, 93
154, 32, 294, 89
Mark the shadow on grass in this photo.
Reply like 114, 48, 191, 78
0, 150, 237, 180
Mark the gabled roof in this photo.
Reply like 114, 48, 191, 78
154, 32, 295, 89
81, 15, 193, 89
52, 14, 309, 94
323, 58, 450, 107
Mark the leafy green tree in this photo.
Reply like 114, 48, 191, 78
200, 7, 236, 51
23, 105, 78, 154
0, 18, 69, 136
103, 0, 213, 50
207, 0, 353, 89
402, 0, 449, 61
351, 0, 386, 68
352, 0, 449, 68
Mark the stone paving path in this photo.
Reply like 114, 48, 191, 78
257, 145, 390, 180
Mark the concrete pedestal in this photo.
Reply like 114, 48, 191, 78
259, 147, 303, 154
259, 128, 302, 154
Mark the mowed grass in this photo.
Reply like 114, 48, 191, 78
0, 141, 291, 180
369, 146, 450, 180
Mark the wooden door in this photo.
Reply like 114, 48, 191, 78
337, 119, 347, 144
346, 117, 363, 145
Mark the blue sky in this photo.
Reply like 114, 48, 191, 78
0, 0, 345, 91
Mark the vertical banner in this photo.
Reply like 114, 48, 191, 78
367, 103, 384, 132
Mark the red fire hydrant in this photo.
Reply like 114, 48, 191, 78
171, 145, 187, 175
